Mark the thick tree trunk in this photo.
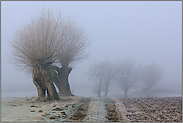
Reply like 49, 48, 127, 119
41, 68, 59, 100
32, 73, 45, 100
53, 80, 62, 95
52, 71, 62, 95
59, 66, 73, 96
46, 82, 59, 100
32, 67, 59, 101
52, 65, 74, 96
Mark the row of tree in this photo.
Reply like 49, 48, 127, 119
10, 8, 88, 101
88, 60, 163, 97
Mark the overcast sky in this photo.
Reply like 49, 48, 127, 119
1, 1, 182, 97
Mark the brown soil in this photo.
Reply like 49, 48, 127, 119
105, 99, 121, 122
69, 98, 91, 122
119, 96, 182, 122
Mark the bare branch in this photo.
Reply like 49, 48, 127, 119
56, 19, 89, 67
10, 8, 67, 73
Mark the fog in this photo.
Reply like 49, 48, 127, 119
1, 1, 182, 98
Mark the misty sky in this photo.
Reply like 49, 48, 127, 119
1, 1, 182, 97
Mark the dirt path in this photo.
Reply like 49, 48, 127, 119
83, 97, 108, 122
104, 98, 121, 122
69, 98, 91, 122
1, 96, 126, 122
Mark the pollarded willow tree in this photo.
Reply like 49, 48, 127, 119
51, 15, 89, 97
11, 8, 88, 100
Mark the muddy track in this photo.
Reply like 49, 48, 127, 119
104, 99, 121, 122
69, 98, 91, 122
69, 98, 122, 122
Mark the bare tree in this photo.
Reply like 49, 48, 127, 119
100, 61, 116, 97
140, 63, 163, 92
92, 80, 102, 97
10, 8, 72, 100
115, 59, 139, 95
51, 18, 89, 96
88, 60, 115, 97
88, 62, 103, 97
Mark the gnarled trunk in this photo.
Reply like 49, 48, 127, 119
32, 66, 59, 101
46, 81, 59, 100
32, 73, 46, 100
59, 66, 73, 96
52, 65, 74, 96
52, 70, 62, 95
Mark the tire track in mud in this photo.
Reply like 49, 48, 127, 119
104, 98, 121, 122
69, 98, 91, 122
69, 98, 123, 122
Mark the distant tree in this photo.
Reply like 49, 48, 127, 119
101, 61, 116, 97
92, 80, 102, 97
115, 59, 139, 95
88, 62, 103, 97
88, 60, 115, 97
140, 63, 163, 92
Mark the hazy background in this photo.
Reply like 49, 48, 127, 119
1, 1, 182, 97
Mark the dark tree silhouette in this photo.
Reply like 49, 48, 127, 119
51, 16, 89, 96
10, 8, 88, 100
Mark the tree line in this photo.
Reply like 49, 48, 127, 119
88, 60, 163, 97
10, 8, 88, 101
10, 7, 163, 100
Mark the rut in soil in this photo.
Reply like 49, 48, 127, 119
105, 99, 121, 122
69, 98, 91, 122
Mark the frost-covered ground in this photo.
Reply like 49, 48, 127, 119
1, 96, 83, 122
1, 96, 182, 122
83, 97, 108, 122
